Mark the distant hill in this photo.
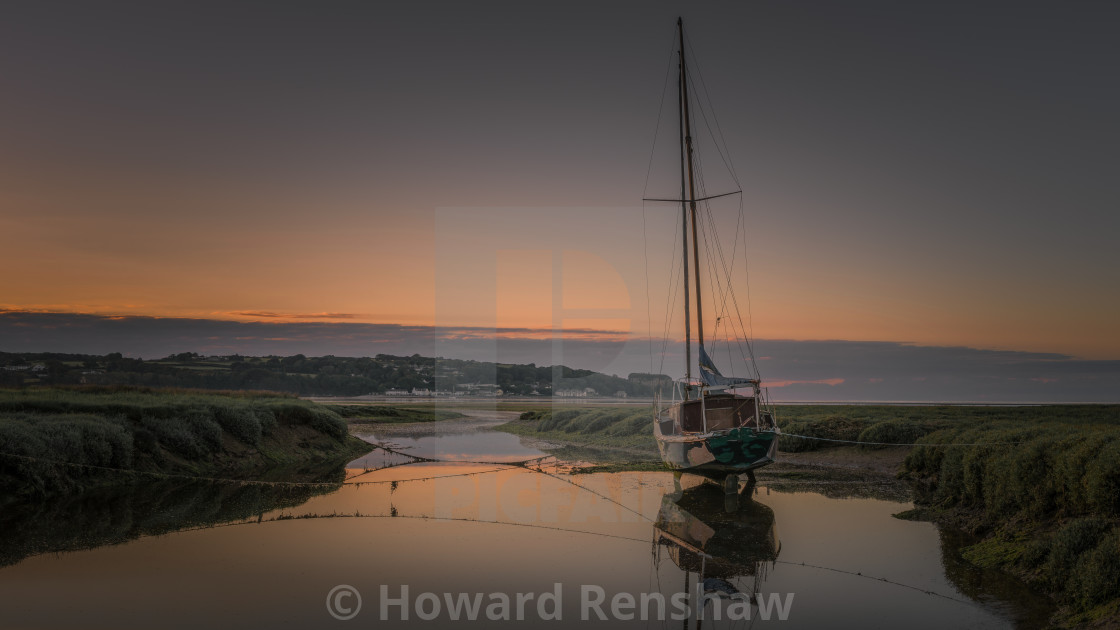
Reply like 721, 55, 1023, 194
0, 351, 667, 398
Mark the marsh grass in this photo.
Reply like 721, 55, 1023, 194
900, 407, 1120, 617
502, 408, 656, 450
0, 387, 362, 499
323, 404, 464, 424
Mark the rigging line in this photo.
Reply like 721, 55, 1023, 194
725, 263, 761, 381
707, 184, 747, 334
699, 205, 732, 333
698, 204, 743, 341
689, 152, 732, 319
698, 200, 743, 345
684, 65, 741, 193
691, 140, 745, 367
688, 145, 719, 349
710, 228, 749, 383
700, 209, 730, 329
688, 141, 758, 382
704, 224, 740, 372
657, 219, 685, 380
686, 68, 739, 188
692, 168, 741, 365
726, 319, 738, 380
640, 27, 678, 379
707, 207, 761, 383
656, 261, 680, 380
696, 204, 726, 350
656, 228, 679, 372
642, 190, 741, 203
691, 76, 742, 192
684, 71, 759, 380
738, 194, 760, 378
694, 179, 760, 380
727, 192, 760, 380
641, 30, 680, 198
683, 32, 742, 188
642, 205, 655, 375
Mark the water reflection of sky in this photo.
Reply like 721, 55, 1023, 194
0, 456, 1031, 629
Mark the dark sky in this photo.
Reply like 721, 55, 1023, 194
5, 0, 1115, 207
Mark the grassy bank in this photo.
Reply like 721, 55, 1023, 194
901, 410, 1120, 625
322, 404, 465, 424
498, 403, 977, 456
499, 407, 657, 451
0, 387, 372, 500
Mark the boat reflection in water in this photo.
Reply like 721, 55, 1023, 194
654, 478, 780, 620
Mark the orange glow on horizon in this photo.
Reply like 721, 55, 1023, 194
3, 194, 1118, 360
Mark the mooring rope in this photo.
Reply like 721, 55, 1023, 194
344, 467, 514, 487
362, 439, 554, 468
772, 559, 975, 605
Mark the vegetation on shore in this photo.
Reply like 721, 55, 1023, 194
500, 408, 657, 451
0, 387, 371, 500
902, 412, 1120, 625
323, 404, 465, 424
499, 403, 988, 455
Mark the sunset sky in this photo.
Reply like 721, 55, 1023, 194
2, 1, 1118, 399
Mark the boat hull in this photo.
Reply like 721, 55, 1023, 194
655, 425, 779, 476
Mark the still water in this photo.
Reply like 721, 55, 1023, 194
0, 411, 1050, 629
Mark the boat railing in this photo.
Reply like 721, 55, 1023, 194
660, 378, 782, 435
700, 389, 708, 433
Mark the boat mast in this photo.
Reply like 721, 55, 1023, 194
679, 18, 705, 380
678, 18, 692, 393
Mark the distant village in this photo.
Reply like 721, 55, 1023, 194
0, 351, 669, 399
380, 385, 626, 398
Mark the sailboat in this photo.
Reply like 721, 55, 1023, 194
652, 18, 780, 485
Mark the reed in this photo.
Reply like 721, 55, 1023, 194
902, 413, 1120, 619
0, 387, 366, 499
